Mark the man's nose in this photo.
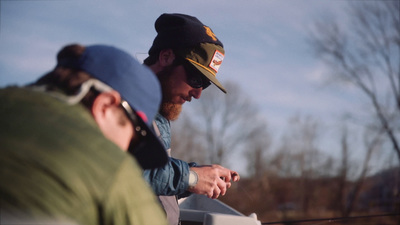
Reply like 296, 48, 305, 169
190, 88, 202, 99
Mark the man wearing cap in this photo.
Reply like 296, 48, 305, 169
143, 13, 240, 225
0, 44, 169, 225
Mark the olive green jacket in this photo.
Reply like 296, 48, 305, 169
0, 87, 168, 225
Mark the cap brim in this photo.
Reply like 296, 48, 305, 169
190, 62, 227, 93
127, 113, 168, 170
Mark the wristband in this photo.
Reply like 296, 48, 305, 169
188, 170, 198, 188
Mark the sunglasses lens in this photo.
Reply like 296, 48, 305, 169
202, 80, 211, 89
188, 76, 202, 88
184, 62, 211, 89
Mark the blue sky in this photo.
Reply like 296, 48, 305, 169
1, 0, 371, 173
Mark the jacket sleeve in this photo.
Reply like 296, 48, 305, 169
143, 157, 193, 196
104, 157, 169, 225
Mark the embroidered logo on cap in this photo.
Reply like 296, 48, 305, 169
204, 26, 217, 41
209, 50, 224, 73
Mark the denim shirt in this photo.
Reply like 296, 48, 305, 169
143, 114, 193, 196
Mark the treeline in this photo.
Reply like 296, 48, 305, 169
219, 167, 399, 224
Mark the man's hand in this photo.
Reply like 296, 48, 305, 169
189, 165, 240, 199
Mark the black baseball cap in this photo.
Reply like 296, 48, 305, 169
149, 13, 227, 93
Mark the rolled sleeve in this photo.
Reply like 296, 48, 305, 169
143, 157, 190, 196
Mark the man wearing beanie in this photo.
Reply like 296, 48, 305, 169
143, 13, 240, 225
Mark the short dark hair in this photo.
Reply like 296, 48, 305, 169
34, 44, 89, 93
31, 44, 97, 109
143, 49, 186, 67
143, 51, 159, 66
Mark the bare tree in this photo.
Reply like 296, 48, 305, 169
345, 129, 384, 218
171, 113, 207, 164
172, 81, 270, 168
270, 114, 331, 215
271, 115, 327, 177
245, 126, 271, 179
331, 125, 350, 216
331, 124, 383, 217
309, 0, 400, 162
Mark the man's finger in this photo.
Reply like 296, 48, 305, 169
217, 178, 228, 196
226, 182, 232, 189
212, 187, 221, 199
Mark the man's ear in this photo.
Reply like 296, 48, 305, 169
158, 49, 176, 67
91, 91, 122, 125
